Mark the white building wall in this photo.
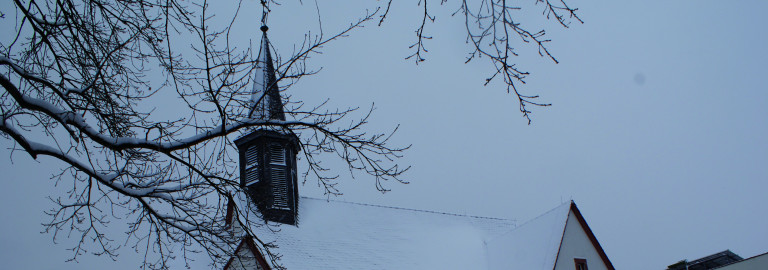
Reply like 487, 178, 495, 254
553, 211, 609, 270
226, 245, 264, 270
716, 252, 768, 270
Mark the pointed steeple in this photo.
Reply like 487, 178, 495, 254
235, 24, 300, 225
249, 25, 285, 121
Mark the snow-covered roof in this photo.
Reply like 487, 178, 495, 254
485, 201, 571, 270
251, 197, 515, 270
232, 198, 611, 270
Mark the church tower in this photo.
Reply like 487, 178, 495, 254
234, 25, 300, 225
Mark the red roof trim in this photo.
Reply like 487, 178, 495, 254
245, 236, 272, 270
223, 236, 272, 270
570, 202, 615, 270
223, 238, 247, 270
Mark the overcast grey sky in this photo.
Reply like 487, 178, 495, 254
2, 1, 767, 270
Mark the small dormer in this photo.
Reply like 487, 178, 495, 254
235, 25, 300, 225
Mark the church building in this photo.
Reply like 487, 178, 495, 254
224, 26, 615, 270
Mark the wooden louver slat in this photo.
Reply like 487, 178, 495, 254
269, 143, 286, 165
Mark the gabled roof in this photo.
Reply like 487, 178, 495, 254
485, 201, 615, 270
566, 201, 615, 270
231, 198, 613, 270
223, 236, 272, 270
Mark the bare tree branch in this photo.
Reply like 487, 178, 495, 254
1, 0, 407, 269
1, 0, 579, 268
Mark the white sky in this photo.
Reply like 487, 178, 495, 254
2, 1, 767, 270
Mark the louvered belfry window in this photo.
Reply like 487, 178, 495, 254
234, 130, 299, 225
244, 145, 260, 186
268, 143, 290, 210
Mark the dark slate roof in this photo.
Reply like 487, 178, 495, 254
248, 27, 285, 121
712, 251, 768, 270
668, 250, 744, 270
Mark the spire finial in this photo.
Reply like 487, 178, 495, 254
260, 0, 269, 32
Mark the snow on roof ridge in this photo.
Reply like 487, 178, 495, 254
483, 200, 572, 270
513, 200, 570, 230
488, 200, 571, 242
300, 196, 512, 221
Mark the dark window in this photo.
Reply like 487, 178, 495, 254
575, 258, 588, 270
